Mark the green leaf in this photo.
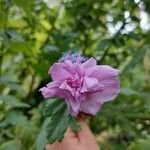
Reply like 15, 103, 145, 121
46, 100, 69, 143
122, 46, 148, 73
36, 118, 50, 150
5, 82, 24, 92
96, 39, 112, 51
68, 116, 81, 132
128, 137, 150, 150
120, 88, 139, 96
8, 41, 31, 55
0, 140, 21, 150
36, 98, 80, 150
12, 0, 33, 23
0, 74, 19, 84
5, 111, 28, 125
19, 122, 38, 149
5, 29, 24, 42
0, 94, 30, 108
0, 9, 6, 30
43, 98, 64, 117
0, 74, 24, 93
43, 44, 59, 52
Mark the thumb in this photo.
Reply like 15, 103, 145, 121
77, 114, 94, 141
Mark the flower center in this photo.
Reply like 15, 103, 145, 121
67, 74, 82, 88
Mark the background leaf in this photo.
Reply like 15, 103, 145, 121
0, 140, 21, 150
0, 94, 30, 108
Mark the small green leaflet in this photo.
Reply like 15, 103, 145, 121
36, 118, 50, 150
36, 98, 80, 150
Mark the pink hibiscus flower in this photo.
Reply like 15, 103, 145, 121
39, 53, 120, 116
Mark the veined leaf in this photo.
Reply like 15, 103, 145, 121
46, 102, 69, 143
43, 98, 62, 117
68, 116, 81, 132
45, 99, 80, 143
36, 118, 50, 150
36, 99, 80, 150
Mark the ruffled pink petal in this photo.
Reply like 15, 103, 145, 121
40, 82, 80, 115
59, 91, 80, 116
81, 76, 98, 93
82, 57, 97, 68
63, 60, 75, 75
59, 81, 73, 92
57, 83, 80, 116
59, 80, 76, 97
49, 63, 72, 81
75, 63, 85, 77
80, 95, 103, 115
87, 78, 120, 103
79, 78, 119, 115
39, 82, 60, 98
98, 78, 120, 102
67, 98, 80, 116
86, 65, 119, 81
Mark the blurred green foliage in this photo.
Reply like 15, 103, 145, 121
0, 0, 150, 149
